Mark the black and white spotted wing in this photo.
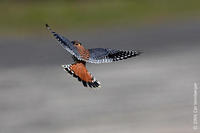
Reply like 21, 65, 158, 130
46, 24, 82, 61
88, 48, 142, 64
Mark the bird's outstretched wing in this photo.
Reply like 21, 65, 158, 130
46, 24, 82, 61
87, 48, 142, 64
62, 62, 101, 88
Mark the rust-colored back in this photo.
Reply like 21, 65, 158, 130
74, 45, 90, 60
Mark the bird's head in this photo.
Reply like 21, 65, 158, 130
72, 40, 87, 52
71, 40, 82, 47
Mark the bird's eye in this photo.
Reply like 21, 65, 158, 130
74, 43, 81, 46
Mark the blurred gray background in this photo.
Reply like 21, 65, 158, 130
0, 0, 200, 133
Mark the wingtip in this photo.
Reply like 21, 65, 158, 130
45, 24, 52, 31
135, 50, 143, 55
45, 24, 49, 28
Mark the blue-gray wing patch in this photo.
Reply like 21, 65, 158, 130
88, 48, 142, 64
46, 24, 82, 60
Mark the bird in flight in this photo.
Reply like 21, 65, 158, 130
46, 24, 142, 88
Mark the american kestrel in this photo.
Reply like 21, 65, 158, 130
46, 24, 142, 88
